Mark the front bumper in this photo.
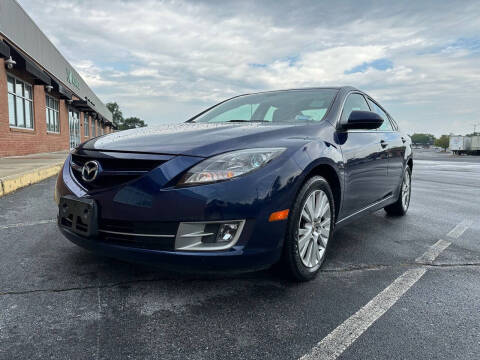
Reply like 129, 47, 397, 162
56, 151, 303, 272
59, 226, 280, 272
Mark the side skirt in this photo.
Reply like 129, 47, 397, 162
334, 195, 395, 230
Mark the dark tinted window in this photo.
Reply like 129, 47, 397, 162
341, 93, 370, 123
367, 99, 393, 131
193, 89, 338, 123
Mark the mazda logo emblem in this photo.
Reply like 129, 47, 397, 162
81, 160, 101, 182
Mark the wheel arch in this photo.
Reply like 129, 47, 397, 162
407, 157, 413, 170
302, 162, 342, 220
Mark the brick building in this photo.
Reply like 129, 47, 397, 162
0, 0, 116, 157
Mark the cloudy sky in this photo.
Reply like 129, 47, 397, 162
18, 0, 480, 136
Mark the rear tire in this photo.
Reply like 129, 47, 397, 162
283, 176, 335, 282
384, 166, 411, 216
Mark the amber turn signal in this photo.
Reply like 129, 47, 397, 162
268, 209, 289, 222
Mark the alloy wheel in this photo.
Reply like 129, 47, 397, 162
402, 170, 411, 210
297, 190, 331, 268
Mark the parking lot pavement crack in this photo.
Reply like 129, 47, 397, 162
426, 262, 480, 268
2, 263, 480, 297
323, 262, 480, 274
321, 264, 396, 272
0, 219, 56, 230
0, 277, 180, 296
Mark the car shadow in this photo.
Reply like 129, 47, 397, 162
63, 247, 286, 283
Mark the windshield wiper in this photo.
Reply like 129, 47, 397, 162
226, 119, 269, 123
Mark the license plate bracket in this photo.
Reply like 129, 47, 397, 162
58, 195, 98, 237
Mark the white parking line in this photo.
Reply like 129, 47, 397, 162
446, 219, 473, 239
0, 219, 56, 230
299, 227, 458, 360
299, 267, 427, 360
415, 239, 451, 264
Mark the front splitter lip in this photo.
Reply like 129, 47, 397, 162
59, 226, 280, 274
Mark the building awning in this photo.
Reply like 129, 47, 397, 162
51, 79, 73, 100
25, 60, 51, 85
9, 46, 51, 85
71, 99, 94, 112
0, 41, 10, 59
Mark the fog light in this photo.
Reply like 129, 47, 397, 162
175, 220, 245, 251
217, 223, 239, 243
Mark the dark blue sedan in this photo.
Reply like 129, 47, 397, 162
56, 86, 412, 281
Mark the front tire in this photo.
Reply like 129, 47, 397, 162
283, 176, 335, 282
384, 166, 411, 216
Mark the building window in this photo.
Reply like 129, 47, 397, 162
84, 113, 90, 137
7, 74, 34, 129
45, 95, 60, 133
91, 118, 96, 137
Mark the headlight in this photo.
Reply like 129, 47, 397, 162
179, 148, 286, 185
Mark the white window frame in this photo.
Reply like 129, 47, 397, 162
7, 73, 34, 130
84, 113, 90, 137
45, 94, 60, 133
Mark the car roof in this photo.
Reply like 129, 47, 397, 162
241, 86, 357, 94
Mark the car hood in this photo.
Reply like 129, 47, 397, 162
80, 122, 316, 157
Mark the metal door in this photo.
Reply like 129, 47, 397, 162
337, 93, 389, 217
69, 109, 80, 149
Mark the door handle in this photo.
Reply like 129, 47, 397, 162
401, 137, 406, 143
380, 139, 388, 148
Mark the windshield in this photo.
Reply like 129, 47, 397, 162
191, 89, 338, 124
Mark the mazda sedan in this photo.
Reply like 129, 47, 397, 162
56, 86, 412, 281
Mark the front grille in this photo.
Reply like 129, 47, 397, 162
97, 219, 178, 250
70, 152, 170, 190
99, 219, 179, 235
98, 232, 175, 250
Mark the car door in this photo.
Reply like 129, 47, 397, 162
367, 98, 406, 194
338, 93, 389, 218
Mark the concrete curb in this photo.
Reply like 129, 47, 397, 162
0, 163, 63, 197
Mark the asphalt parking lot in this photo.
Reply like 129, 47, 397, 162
1, 149, 479, 360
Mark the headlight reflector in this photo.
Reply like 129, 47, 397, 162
179, 148, 285, 185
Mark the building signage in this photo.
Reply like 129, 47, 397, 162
66, 67, 80, 89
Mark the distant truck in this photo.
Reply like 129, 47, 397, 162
449, 135, 480, 155
472, 136, 480, 152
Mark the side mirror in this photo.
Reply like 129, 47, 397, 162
343, 110, 383, 130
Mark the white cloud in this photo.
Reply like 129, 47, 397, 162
17, 0, 480, 136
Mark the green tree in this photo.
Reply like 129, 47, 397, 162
434, 135, 449, 151
123, 117, 147, 129
410, 133, 436, 146
106, 102, 147, 130
106, 102, 123, 128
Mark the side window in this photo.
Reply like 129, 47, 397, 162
341, 93, 370, 124
367, 99, 393, 131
